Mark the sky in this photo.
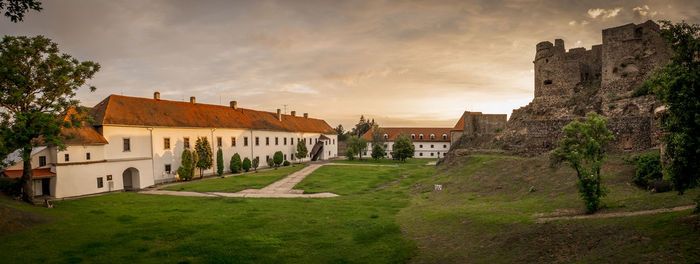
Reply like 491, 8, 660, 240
1, 0, 698, 129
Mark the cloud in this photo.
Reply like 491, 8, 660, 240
279, 83, 318, 94
587, 7, 623, 19
633, 5, 658, 18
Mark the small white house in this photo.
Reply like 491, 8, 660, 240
1, 93, 337, 199
361, 127, 452, 159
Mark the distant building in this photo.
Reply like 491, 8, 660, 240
1, 93, 337, 199
361, 127, 453, 159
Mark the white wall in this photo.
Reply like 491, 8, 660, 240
366, 141, 450, 159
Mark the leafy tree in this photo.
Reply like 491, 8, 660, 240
266, 157, 274, 168
0, 0, 42, 22
350, 115, 375, 136
194, 137, 213, 178
0, 35, 99, 202
392, 134, 415, 162
295, 139, 308, 163
553, 112, 614, 213
273, 151, 283, 168
371, 144, 386, 160
230, 153, 242, 173
216, 148, 224, 176
242, 157, 251, 172
334, 124, 347, 141
251, 157, 259, 172
629, 152, 663, 188
347, 135, 368, 160
370, 124, 386, 146
177, 149, 194, 181
345, 148, 355, 161
642, 21, 700, 195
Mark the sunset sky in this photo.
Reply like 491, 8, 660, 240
1, 0, 698, 129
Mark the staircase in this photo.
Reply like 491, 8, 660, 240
310, 141, 324, 161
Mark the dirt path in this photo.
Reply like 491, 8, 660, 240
537, 205, 696, 223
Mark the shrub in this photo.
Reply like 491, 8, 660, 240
273, 151, 283, 168
266, 158, 274, 168
0, 178, 21, 196
230, 153, 242, 173
216, 149, 224, 176
283, 160, 291, 166
371, 144, 385, 160
242, 157, 251, 172
393, 134, 415, 162
346, 148, 355, 161
177, 149, 195, 180
252, 157, 259, 171
295, 139, 308, 163
631, 152, 663, 188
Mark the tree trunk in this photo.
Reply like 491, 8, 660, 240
20, 147, 35, 204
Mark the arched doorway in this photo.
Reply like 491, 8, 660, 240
122, 167, 140, 191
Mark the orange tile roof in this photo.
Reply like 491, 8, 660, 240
61, 107, 109, 145
361, 127, 452, 142
2, 168, 56, 179
90, 95, 336, 134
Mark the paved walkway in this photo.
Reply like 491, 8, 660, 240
537, 205, 695, 223
141, 162, 397, 198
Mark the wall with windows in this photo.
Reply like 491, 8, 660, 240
367, 141, 450, 159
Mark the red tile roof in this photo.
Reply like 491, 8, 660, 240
90, 95, 336, 134
361, 127, 452, 142
61, 107, 109, 145
2, 168, 56, 179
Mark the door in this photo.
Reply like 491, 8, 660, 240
41, 178, 50, 196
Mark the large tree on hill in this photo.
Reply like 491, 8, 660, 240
553, 112, 614, 213
194, 137, 213, 178
0, 0, 42, 22
0, 35, 99, 202
643, 21, 700, 195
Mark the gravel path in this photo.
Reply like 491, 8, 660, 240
537, 205, 696, 223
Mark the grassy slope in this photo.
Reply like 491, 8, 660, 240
398, 154, 700, 263
0, 160, 435, 264
161, 165, 307, 193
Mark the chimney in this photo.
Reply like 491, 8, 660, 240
276, 109, 282, 121
189, 96, 196, 103
303, 113, 308, 118
230, 101, 238, 110
154, 92, 160, 100
290, 111, 296, 117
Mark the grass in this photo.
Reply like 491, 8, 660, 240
333, 158, 437, 165
161, 165, 306, 193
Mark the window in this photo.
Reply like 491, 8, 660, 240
315, 139, 318, 144
442, 134, 448, 140
333, 139, 335, 144
165, 164, 172, 174
430, 145, 434, 148
419, 144, 423, 148
64, 154, 70, 162
419, 153, 423, 156
255, 137, 259, 146
275, 137, 279, 145
411, 134, 416, 140
164, 137, 171, 149
232, 137, 237, 147
284, 137, 287, 145
544, 79, 552, 85
290, 137, 294, 145
431, 152, 434, 156
266, 155, 269, 162
39, 156, 46, 167
266, 137, 270, 146
284, 154, 287, 160
123, 138, 131, 152
184, 137, 190, 148
86, 152, 91, 160
419, 134, 424, 140
244, 137, 248, 146
291, 153, 295, 160
97, 177, 104, 188
444, 144, 447, 148
217, 137, 222, 147
430, 134, 435, 140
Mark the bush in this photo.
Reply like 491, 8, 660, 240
230, 153, 242, 173
266, 158, 274, 168
273, 151, 283, 168
0, 178, 21, 196
252, 157, 259, 171
242, 157, 251, 172
283, 160, 291, 166
630, 152, 663, 188
177, 149, 195, 180
216, 149, 224, 176
346, 148, 355, 161
371, 144, 385, 160
648, 179, 672, 193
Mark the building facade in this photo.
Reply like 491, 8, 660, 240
1, 93, 338, 199
361, 127, 452, 159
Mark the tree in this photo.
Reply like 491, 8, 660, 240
177, 149, 194, 181
350, 115, 375, 136
230, 153, 242, 173
0, 35, 99, 202
642, 21, 700, 195
242, 157, 251, 172
216, 148, 224, 177
553, 112, 614, 214
251, 157, 259, 172
194, 137, 212, 178
295, 139, 308, 164
371, 144, 386, 160
393, 134, 415, 162
347, 135, 368, 160
266, 157, 274, 168
0, 0, 42, 22
273, 151, 283, 168
334, 124, 346, 141
370, 124, 385, 146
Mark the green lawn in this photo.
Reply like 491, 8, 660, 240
161, 165, 307, 193
332, 158, 437, 165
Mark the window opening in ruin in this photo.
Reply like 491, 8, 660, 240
544, 80, 553, 85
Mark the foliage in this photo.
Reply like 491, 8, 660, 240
370, 124, 385, 145
0, 35, 99, 201
0, 0, 42, 22
242, 157, 251, 172
283, 160, 291, 166
251, 157, 259, 171
345, 148, 355, 161
350, 115, 375, 136
628, 151, 663, 188
194, 137, 213, 178
295, 139, 308, 163
346, 135, 368, 160
177, 149, 194, 180
266, 158, 274, 168
371, 144, 386, 160
273, 151, 283, 168
216, 148, 224, 176
643, 21, 700, 194
164, 165, 307, 193
0, 177, 20, 196
553, 112, 614, 213
334, 124, 348, 141
392, 134, 415, 162
230, 153, 242, 173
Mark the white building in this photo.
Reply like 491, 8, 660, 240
361, 127, 452, 159
1, 93, 338, 199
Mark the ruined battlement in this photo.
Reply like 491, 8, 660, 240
534, 38, 602, 98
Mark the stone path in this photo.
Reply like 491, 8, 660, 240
536, 205, 695, 223
140, 162, 398, 198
